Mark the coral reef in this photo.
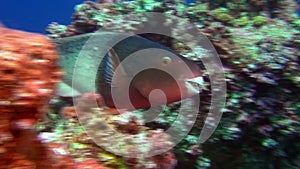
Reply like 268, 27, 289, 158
45, 0, 299, 38
0, 26, 108, 169
40, 92, 178, 169
44, 0, 300, 169
0, 26, 71, 168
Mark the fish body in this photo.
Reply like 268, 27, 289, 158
55, 32, 203, 110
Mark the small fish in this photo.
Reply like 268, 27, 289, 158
55, 32, 203, 110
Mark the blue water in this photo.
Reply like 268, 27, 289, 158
0, 0, 85, 34
0, 0, 299, 34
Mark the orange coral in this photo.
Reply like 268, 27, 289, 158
0, 26, 63, 111
0, 26, 67, 168
0, 26, 110, 169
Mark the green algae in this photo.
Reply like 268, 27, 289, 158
71, 142, 89, 149
233, 16, 251, 27
252, 15, 268, 26
135, 0, 162, 12
212, 7, 235, 23
292, 16, 300, 28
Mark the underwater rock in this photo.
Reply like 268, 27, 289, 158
46, 1, 122, 38
46, 22, 69, 39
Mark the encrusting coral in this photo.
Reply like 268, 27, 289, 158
48, 92, 178, 169
0, 25, 64, 168
0, 26, 108, 169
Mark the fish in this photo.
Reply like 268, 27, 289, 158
54, 32, 203, 110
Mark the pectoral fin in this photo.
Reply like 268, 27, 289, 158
56, 82, 81, 97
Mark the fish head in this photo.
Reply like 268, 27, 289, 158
127, 48, 203, 106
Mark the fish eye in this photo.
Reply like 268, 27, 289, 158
162, 56, 172, 65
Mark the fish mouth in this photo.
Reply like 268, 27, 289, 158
185, 76, 204, 94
